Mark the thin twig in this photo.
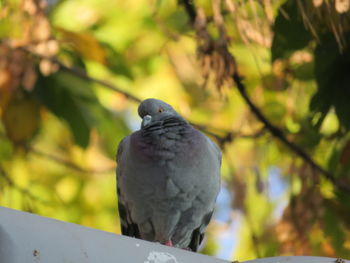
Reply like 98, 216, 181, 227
0, 132, 115, 174
191, 123, 266, 147
0, 166, 51, 205
27, 145, 115, 174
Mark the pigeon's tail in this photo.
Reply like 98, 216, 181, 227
118, 200, 141, 238
188, 228, 204, 252
188, 211, 214, 251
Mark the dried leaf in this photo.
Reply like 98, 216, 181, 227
275, 164, 323, 254
340, 141, 350, 165
0, 70, 13, 108
0, 70, 11, 90
194, 7, 235, 91
33, 40, 59, 57
9, 49, 27, 77
22, 0, 39, 15
39, 58, 58, 76
22, 63, 37, 91
335, 0, 350, 13
231, 173, 247, 211
313, 0, 323, 7
1, 92, 41, 144
32, 15, 51, 41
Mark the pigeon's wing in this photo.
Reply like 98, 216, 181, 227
187, 135, 222, 251
206, 135, 222, 165
116, 136, 141, 238
188, 210, 214, 251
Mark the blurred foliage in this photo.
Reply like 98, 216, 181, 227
1, 0, 350, 261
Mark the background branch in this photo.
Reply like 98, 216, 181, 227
232, 74, 350, 193
27, 145, 115, 174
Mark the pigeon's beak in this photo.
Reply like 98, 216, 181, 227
141, 115, 152, 128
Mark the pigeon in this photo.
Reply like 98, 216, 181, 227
116, 98, 221, 251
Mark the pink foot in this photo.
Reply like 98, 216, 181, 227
164, 240, 173, 247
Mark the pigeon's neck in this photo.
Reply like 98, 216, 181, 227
137, 118, 193, 161
141, 118, 191, 148
141, 117, 189, 138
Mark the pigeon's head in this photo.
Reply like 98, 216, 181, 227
138, 99, 184, 129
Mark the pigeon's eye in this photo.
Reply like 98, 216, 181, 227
158, 107, 164, 113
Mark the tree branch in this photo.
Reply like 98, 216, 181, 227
22, 47, 142, 103
180, 0, 350, 194
232, 67, 350, 193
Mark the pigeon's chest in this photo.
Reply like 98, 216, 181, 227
124, 129, 219, 209
128, 129, 199, 179
127, 131, 202, 202
137, 131, 194, 165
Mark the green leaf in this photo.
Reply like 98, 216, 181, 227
327, 145, 342, 176
34, 71, 130, 154
163, 10, 191, 34
271, 0, 312, 61
310, 33, 350, 131
296, 125, 322, 149
264, 101, 286, 121
0, 135, 13, 160
60, 49, 88, 71
292, 61, 314, 81
324, 207, 346, 253
34, 72, 93, 147
91, 107, 130, 158
103, 43, 134, 79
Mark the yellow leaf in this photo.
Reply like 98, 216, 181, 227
58, 28, 107, 64
56, 177, 79, 203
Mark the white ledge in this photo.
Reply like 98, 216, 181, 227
0, 206, 348, 263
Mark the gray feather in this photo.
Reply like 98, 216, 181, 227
116, 98, 221, 251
